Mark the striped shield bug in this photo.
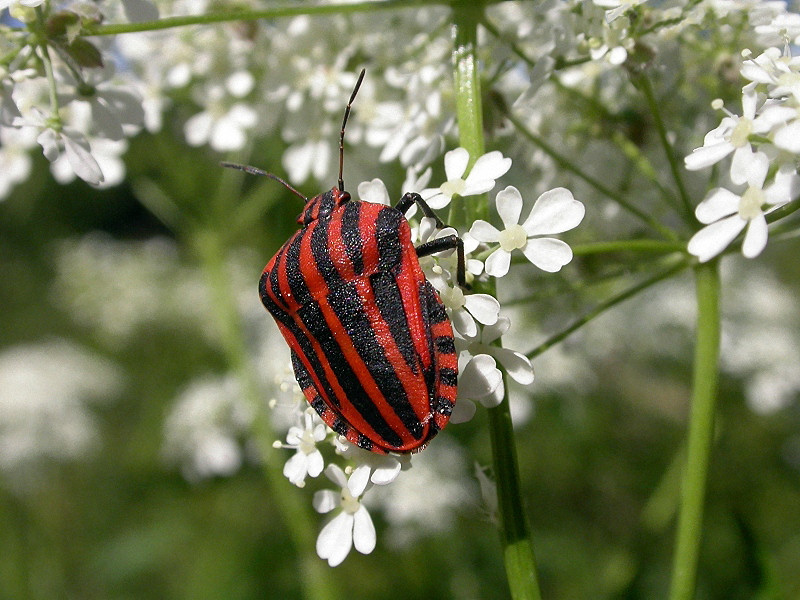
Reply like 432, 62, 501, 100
223, 69, 466, 454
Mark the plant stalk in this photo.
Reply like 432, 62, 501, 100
669, 260, 722, 600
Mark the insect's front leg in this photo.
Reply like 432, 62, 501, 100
396, 193, 468, 289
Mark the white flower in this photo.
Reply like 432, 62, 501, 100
279, 409, 327, 487
37, 126, 104, 185
452, 317, 535, 422
684, 85, 773, 182
185, 101, 258, 152
421, 147, 512, 210
313, 464, 376, 567
470, 186, 585, 278
687, 158, 800, 262
357, 178, 391, 206
438, 284, 500, 338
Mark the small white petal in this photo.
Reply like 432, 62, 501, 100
306, 450, 324, 478
370, 460, 401, 485
460, 354, 503, 398
684, 142, 734, 171
695, 188, 740, 224
464, 151, 512, 194
742, 214, 768, 258
478, 380, 504, 408
312, 489, 340, 514
452, 308, 478, 338
444, 147, 470, 180
687, 216, 747, 262
774, 121, 800, 153
484, 249, 512, 277
481, 317, 511, 345
464, 293, 500, 326
449, 398, 477, 424
730, 147, 768, 188
491, 347, 534, 385
357, 178, 391, 205
184, 112, 213, 146
63, 134, 104, 184
521, 238, 573, 272
284, 451, 309, 485
495, 186, 524, 228
316, 512, 354, 567
764, 167, 800, 206
347, 464, 371, 497
352, 506, 376, 554
324, 463, 349, 488
469, 220, 501, 243
522, 187, 585, 236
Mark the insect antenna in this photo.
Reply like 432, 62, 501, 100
338, 68, 366, 192
220, 161, 307, 201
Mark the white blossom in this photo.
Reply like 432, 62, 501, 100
470, 186, 585, 278
278, 409, 328, 487
421, 147, 512, 210
313, 464, 376, 567
688, 161, 800, 262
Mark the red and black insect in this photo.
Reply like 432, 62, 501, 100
223, 70, 465, 454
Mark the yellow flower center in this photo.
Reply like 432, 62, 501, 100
440, 178, 466, 198
340, 488, 361, 514
730, 118, 752, 147
738, 186, 764, 220
441, 285, 465, 310
498, 224, 527, 252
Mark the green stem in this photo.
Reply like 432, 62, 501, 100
669, 260, 722, 600
527, 257, 690, 359
502, 107, 679, 241
571, 239, 686, 256
452, 5, 542, 599
192, 227, 340, 600
88, 0, 450, 36
634, 72, 695, 225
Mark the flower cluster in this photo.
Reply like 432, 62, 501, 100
685, 46, 800, 262
264, 149, 583, 566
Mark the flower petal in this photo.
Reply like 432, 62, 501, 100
348, 464, 371, 497
694, 188, 740, 224
306, 449, 324, 478
452, 307, 477, 338
765, 166, 800, 206
464, 293, 500, 326
316, 512, 354, 567
469, 220, 501, 243
484, 248, 511, 277
283, 451, 309, 486
687, 215, 746, 262
774, 120, 800, 153
62, 133, 104, 185
459, 354, 502, 399
742, 213, 768, 258
491, 347, 534, 385
480, 316, 511, 345
522, 187, 585, 236
464, 151, 512, 194
312, 489, 340, 514
684, 142, 734, 171
730, 146, 768, 188
324, 463, 348, 488
444, 147, 469, 180
449, 398, 477, 424
495, 186, 523, 228
352, 506, 376, 554
357, 178, 390, 205
521, 238, 573, 272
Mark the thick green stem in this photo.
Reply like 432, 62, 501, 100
452, 5, 541, 599
669, 260, 722, 600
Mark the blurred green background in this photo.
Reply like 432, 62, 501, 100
2, 109, 800, 600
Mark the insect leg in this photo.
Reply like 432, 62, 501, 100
415, 235, 467, 289
395, 192, 445, 229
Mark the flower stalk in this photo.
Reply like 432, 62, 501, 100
669, 260, 722, 600
452, 4, 542, 599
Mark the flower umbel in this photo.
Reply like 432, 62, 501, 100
313, 464, 376, 567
